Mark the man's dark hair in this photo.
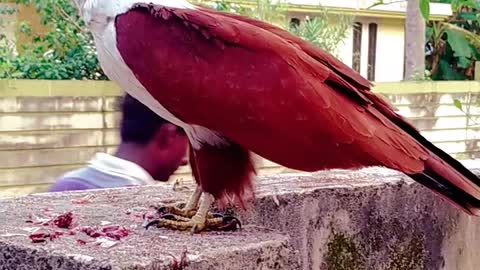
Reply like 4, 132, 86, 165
119, 94, 181, 144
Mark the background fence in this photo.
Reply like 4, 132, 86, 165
1, 80, 479, 197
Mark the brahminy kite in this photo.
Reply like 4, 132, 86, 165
74, 0, 480, 233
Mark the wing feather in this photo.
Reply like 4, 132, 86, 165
115, 4, 429, 173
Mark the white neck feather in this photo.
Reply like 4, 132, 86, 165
79, 0, 195, 27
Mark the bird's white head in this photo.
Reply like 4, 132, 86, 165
71, 0, 124, 29
71, 0, 195, 30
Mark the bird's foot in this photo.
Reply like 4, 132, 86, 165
144, 191, 240, 233
144, 212, 241, 233
152, 186, 203, 219
154, 202, 198, 219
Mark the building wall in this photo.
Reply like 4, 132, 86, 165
291, 14, 406, 82
375, 17, 406, 82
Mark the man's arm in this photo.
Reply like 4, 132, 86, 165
48, 177, 97, 192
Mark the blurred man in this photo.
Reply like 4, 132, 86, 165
49, 94, 189, 192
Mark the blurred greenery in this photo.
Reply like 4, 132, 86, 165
426, 0, 480, 80
373, 0, 480, 81
0, 0, 106, 80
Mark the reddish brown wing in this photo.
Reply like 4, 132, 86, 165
195, 7, 420, 131
114, 4, 429, 174
200, 6, 480, 185
196, 7, 372, 90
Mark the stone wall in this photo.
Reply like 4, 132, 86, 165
0, 80, 480, 197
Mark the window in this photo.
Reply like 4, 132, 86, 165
352, 22, 362, 73
367, 23, 378, 81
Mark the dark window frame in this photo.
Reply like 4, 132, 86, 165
352, 22, 363, 73
367, 22, 378, 81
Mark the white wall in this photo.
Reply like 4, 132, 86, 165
375, 18, 405, 82
335, 25, 353, 67
322, 16, 406, 82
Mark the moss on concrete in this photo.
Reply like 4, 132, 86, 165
323, 231, 427, 270
324, 233, 366, 270
388, 236, 426, 270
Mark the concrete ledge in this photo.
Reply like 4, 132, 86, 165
242, 162, 480, 270
1, 161, 480, 269
0, 186, 299, 270
0, 230, 296, 270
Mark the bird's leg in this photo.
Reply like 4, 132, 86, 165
145, 192, 241, 233
190, 192, 214, 232
156, 186, 202, 218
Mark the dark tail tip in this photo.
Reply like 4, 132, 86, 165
408, 171, 480, 216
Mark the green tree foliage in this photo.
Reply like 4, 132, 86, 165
425, 0, 480, 80
371, 0, 480, 80
288, 14, 353, 56
417, 0, 480, 118
0, 0, 106, 80
0, 5, 19, 78
197, 0, 289, 27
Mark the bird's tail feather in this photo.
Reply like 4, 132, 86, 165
407, 156, 480, 216
365, 90, 480, 216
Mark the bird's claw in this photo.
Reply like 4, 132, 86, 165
154, 202, 198, 218
190, 225, 197, 234
144, 219, 160, 230
144, 212, 241, 233
217, 215, 242, 231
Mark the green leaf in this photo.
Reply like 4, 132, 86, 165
445, 29, 473, 58
442, 22, 480, 49
10, 72, 24, 78
367, 0, 385, 9
453, 99, 463, 111
439, 59, 467, 80
420, 0, 431, 21
457, 56, 471, 68
426, 26, 434, 41
459, 12, 477, 21
450, 0, 479, 11
0, 0, 108, 81
471, 44, 480, 58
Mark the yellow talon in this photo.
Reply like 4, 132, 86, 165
144, 191, 241, 233
155, 186, 203, 218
